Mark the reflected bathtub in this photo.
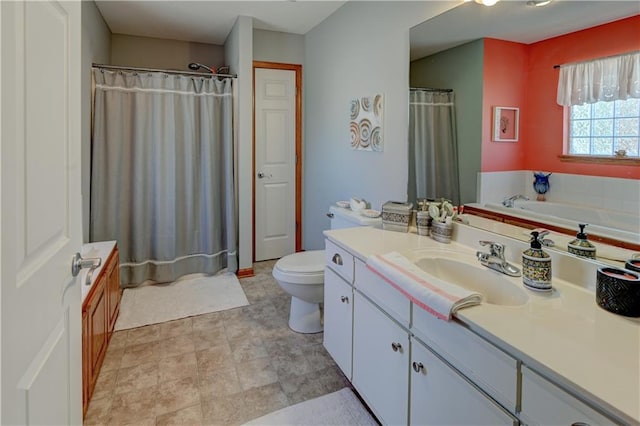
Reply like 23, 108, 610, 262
484, 200, 640, 245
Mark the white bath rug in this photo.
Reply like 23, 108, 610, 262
114, 272, 249, 331
243, 388, 377, 426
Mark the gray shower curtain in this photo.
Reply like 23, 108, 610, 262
90, 69, 237, 285
408, 89, 460, 206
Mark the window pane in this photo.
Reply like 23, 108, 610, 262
616, 98, 640, 117
592, 138, 613, 155
615, 138, 639, 156
570, 138, 590, 154
567, 99, 639, 158
593, 101, 614, 118
570, 120, 590, 137
571, 104, 591, 119
615, 117, 639, 136
592, 119, 613, 136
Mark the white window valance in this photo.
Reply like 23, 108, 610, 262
556, 51, 640, 106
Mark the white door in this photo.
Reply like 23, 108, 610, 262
1, 1, 83, 424
254, 68, 296, 261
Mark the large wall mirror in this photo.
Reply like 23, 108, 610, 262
408, 1, 640, 264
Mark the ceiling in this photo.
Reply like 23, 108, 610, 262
410, 0, 640, 60
95, 1, 347, 45
95, 1, 638, 56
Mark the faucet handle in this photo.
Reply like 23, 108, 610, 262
479, 241, 504, 258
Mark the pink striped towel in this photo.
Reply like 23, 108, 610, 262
366, 252, 482, 320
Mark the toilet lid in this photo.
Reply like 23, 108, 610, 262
274, 250, 325, 274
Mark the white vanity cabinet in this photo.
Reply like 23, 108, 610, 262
323, 267, 353, 379
353, 291, 409, 426
410, 336, 518, 425
520, 366, 616, 426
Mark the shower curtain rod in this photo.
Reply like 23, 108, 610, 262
92, 63, 237, 79
410, 87, 453, 93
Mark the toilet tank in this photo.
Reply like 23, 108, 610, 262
329, 205, 382, 230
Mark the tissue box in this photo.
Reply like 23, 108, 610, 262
382, 201, 413, 232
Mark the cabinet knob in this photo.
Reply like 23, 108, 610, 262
412, 361, 425, 373
571, 423, 590, 426
391, 342, 402, 352
332, 253, 343, 266
340, 296, 349, 303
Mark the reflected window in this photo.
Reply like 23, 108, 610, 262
568, 98, 639, 157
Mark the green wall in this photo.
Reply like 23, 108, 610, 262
410, 39, 484, 204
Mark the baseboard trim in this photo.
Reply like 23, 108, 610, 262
237, 268, 254, 278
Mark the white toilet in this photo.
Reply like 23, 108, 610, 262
273, 205, 381, 333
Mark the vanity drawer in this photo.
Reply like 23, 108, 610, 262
325, 239, 354, 284
412, 308, 518, 412
355, 258, 411, 327
520, 366, 616, 426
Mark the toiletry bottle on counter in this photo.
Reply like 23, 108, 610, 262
522, 231, 552, 292
568, 223, 596, 259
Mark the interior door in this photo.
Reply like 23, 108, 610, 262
1, 1, 83, 424
254, 67, 297, 261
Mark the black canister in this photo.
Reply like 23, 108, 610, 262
596, 267, 640, 317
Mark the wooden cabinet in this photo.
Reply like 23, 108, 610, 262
352, 292, 409, 426
410, 337, 517, 425
323, 267, 353, 379
106, 248, 121, 333
82, 245, 120, 418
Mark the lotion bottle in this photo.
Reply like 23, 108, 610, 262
568, 223, 596, 259
522, 231, 552, 292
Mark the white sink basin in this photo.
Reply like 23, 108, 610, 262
410, 250, 529, 306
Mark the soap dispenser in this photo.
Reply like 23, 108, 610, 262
522, 231, 552, 292
568, 224, 596, 259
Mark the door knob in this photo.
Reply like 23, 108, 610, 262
71, 253, 101, 277
257, 172, 272, 179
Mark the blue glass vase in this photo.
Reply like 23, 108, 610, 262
533, 172, 551, 201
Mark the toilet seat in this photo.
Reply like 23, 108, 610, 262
273, 250, 325, 285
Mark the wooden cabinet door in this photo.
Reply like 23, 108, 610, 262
410, 337, 516, 426
82, 310, 89, 417
353, 292, 409, 426
106, 249, 120, 332
323, 267, 353, 379
88, 276, 108, 388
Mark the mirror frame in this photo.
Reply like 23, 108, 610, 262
464, 205, 640, 252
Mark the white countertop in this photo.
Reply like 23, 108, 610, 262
323, 226, 640, 424
80, 241, 117, 304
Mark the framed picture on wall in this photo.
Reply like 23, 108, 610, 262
493, 106, 519, 142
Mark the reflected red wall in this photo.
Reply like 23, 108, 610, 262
481, 15, 640, 179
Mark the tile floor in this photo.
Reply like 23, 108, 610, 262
84, 260, 351, 425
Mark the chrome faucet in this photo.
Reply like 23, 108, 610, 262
502, 194, 529, 208
537, 230, 555, 247
476, 241, 521, 277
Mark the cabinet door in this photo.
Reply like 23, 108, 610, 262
353, 292, 409, 426
106, 249, 120, 332
88, 276, 108, 386
410, 338, 516, 426
520, 366, 615, 426
82, 310, 89, 417
323, 267, 353, 379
